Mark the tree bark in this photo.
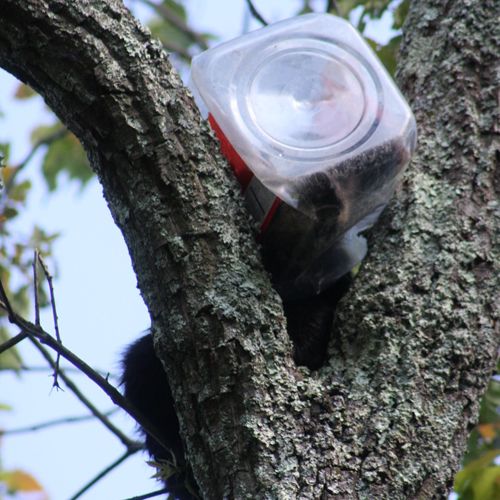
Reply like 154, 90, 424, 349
0, 0, 498, 498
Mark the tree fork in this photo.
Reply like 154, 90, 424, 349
0, 1, 498, 498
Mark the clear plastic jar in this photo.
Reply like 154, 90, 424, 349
191, 13, 417, 298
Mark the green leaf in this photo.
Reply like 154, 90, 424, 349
149, 19, 190, 49
393, 0, 410, 30
481, 378, 500, 419
0, 327, 22, 371
0, 142, 10, 165
2, 206, 18, 220
361, 0, 392, 19
8, 179, 32, 203
30, 122, 64, 145
336, 1, 364, 18
298, 1, 314, 15
41, 132, 92, 191
13, 83, 37, 100
1, 166, 17, 186
162, 0, 186, 20
13, 283, 37, 311
455, 450, 500, 494
0, 350, 22, 371
473, 466, 500, 500
148, 0, 213, 63
365, 35, 401, 76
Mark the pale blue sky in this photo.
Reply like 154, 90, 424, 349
0, 2, 397, 498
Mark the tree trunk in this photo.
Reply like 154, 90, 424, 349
0, 0, 498, 498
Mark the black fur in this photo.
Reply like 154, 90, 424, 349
121, 274, 351, 497
285, 273, 352, 370
121, 335, 197, 500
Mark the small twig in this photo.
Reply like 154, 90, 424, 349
0, 280, 15, 321
0, 330, 28, 355
326, 0, 340, 15
36, 252, 62, 388
28, 334, 140, 451
1, 409, 119, 435
33, 250, 40, 326
124, 487, 170, 500
7, 364, 114, 378
1, 299, 168, 457
70, 450, 136, 500
36, 253, 61, 343
245, 0, 268, 25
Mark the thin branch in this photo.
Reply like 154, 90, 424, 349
0, 330, 28, 355
36, 252, 62, 388
139, 0, 208, 50
9, 364, 114, 378
33, 250, 40, 326
0, 280, 15, 321
326, 0, 339, 15
37, 254, 59, 340
28, 333, 140, 450
1, 409, 118, 435
1, 293, 169, 457
245, 0, 268, 25
69, 449, 136, 500
124, 487, 170, 500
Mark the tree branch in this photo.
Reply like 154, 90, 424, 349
0, 295, 169, 457
29, 334, 140, 449
245, 0, 268, 25
0, 276, 16, 320
36, 251, 63, 387
1, 409, 118, 435
33, 250, 41, 326
69, 449, 136, 500
0, 329, 28, 355
0, 1, 497, 498
124, 487, 169, 500
0, 2, 290, 497
10, 364, 113, 378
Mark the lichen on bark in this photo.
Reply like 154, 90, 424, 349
0, 0, 498, 498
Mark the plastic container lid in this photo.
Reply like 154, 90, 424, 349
191, 13, 416, 210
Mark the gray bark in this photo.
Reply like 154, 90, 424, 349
0, 0, 498, 498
